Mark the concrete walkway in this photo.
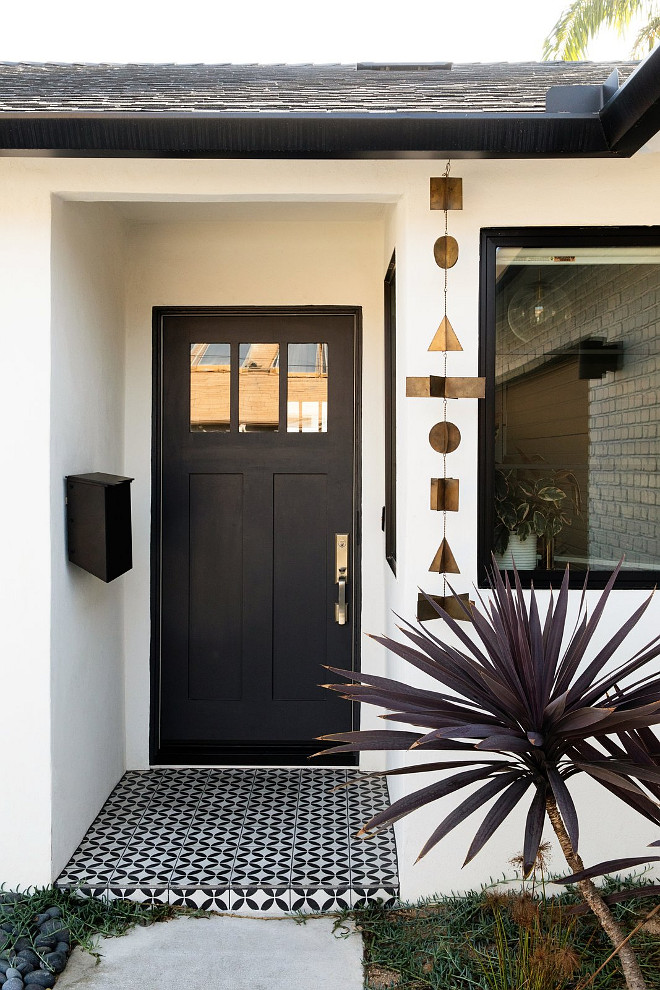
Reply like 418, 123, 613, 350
56, 914, 364, 990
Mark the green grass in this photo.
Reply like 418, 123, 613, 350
342, 877, 660, 990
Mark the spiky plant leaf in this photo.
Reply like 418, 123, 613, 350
320, 560, 660, 874
552, 856, 660, 884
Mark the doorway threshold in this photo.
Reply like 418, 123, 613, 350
56, 768, 399, 912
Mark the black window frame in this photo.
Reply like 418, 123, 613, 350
479, 226, 660, 590
384, 252, 397, 574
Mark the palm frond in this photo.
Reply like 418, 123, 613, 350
632, 12, 660, 53
542, 0, 650, 61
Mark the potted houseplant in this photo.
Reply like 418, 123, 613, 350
494, 466, 580, 570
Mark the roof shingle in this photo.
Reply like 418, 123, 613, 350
0, 60, 639, 115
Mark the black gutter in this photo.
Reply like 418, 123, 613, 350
0, 110, 611, 159
600, 44, 660, 154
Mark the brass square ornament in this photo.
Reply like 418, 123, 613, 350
430, 478, 459, 512
430, 176, 463, 211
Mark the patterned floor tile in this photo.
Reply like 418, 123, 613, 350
57, 768, 399, 910
289, 888, 352, 913
107, 887, 169, 905
347, 774, 398, 888
228, 887, 290, 913
350, 887, 399, 909
169, 888, 232, 910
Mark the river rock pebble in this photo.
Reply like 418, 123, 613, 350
25, 974, 56, 988
0, 893, 73, 989
16, 952, 40, 970
41, 955, 65, 976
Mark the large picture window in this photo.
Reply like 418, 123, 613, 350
479, 229, 660, 588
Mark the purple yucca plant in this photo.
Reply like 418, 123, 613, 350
320, 562, 660, 990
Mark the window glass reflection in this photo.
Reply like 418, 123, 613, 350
493, 246, 660, 573
287, 343, 328, 432
190, 343, 231, 432
239, 343, 279, 432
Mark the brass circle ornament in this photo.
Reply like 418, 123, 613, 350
433, 235, 459, 269
429, 421, 461, 454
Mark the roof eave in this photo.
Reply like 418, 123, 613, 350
600, 44, 660, 153
0, 110, 613, 158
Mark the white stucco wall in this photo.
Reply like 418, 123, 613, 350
49, 200, 128, 878
1, 153, 659, 895
0, 174, 52, 886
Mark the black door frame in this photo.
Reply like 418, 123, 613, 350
149, 305, 363, 764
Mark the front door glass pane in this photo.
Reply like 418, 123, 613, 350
239, 343, 280, 432
190, 343, 231, 432
287, 343, 328, 432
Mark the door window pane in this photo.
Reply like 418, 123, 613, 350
488, 242, 660, 578
190, 343, 231, 432
239, 343, 279, 432
287, 343, 328, 432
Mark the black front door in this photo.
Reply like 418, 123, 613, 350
153, 308, 359, 764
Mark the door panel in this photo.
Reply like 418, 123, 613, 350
153, 309, 359, 764
188, 473, 244, 702
272, 473, 328, 702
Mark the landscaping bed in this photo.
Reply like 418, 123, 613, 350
346, 878, 660, 990
2, 877, 659, 990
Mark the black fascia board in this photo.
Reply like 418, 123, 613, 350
600, 44, 660, 154
0, 109, 612, 158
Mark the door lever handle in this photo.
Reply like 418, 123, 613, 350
334, 534, 349, 625
335, 570, 347, 625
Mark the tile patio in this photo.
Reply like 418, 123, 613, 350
56, 768, 399, 912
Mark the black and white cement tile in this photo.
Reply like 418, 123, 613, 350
56, 769, 399, 911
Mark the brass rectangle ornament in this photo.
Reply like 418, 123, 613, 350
443, 377, 486, 399
417, 592, 473, 622
406, 376, 485, 399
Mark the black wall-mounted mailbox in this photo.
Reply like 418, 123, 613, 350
66, 473, 134, 582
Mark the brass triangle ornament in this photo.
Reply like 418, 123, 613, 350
429, 316, 463, 353
429, 538, 460, 574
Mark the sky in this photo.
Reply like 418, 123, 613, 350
1, 0, 648, 64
